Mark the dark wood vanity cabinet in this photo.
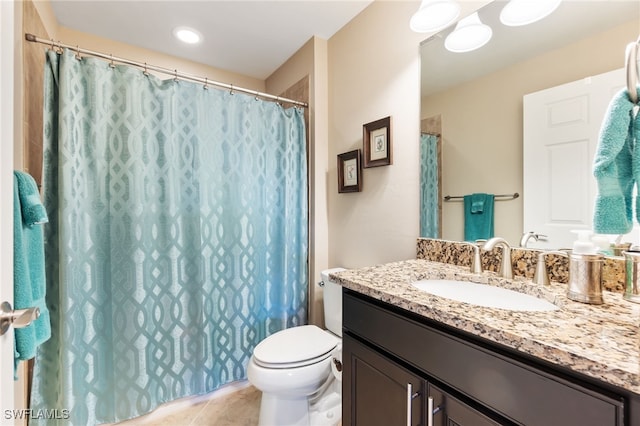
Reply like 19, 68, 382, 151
344, 334, 500, 426
342, 290, 628, 426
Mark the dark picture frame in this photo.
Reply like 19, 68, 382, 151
363, 116, 392, 168
337, 149, 362, 193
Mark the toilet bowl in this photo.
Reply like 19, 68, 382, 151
247, 268, 345, 426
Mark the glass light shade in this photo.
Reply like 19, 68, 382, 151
444, 12, 492, 53
410, 0, 461, 33
172, 26, 202, 44
500, 0, 562, 27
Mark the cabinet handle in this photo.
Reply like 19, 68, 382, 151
406, 383, 420, 426
427, 396, 443, 426
407, 383, 413, 426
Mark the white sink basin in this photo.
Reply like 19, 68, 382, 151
412, 279, 558, 312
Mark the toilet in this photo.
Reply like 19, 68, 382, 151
247, 268, 345, 426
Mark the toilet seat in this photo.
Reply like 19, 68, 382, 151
253, 325, 339, 369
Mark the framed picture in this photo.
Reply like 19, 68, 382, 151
337, 149, 362, 193
363, 116, 392, 168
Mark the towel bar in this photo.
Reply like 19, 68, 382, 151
443, 192, 519, 202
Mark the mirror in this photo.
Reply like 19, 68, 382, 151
420, 0, 640, 247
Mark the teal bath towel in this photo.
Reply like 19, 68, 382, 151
593, 88, 639, 234
464, 193, 494, 242
13, 171, 50, 372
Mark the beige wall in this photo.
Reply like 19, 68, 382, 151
326, 0, 490, 269
327, 1, 421, 269
423, 18, 639, 244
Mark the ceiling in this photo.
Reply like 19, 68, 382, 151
49, 0, 373, 80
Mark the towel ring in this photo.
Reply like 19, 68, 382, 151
626, 39, 639, 104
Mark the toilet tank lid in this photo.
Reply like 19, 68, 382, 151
321, 267, 346, 283
254, 325, 339, 365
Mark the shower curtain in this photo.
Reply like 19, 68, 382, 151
420, 133, 439, 238
31, 49, 308, 425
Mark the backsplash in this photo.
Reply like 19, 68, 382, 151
416, 238, 625, 293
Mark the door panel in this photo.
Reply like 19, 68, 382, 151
429, 384, 503, 426
523, 68, 628, 249
343, 334, 424, 426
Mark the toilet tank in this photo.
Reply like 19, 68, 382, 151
321, 268, 345, 337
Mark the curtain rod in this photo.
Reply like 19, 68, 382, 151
25, 33, 308, 108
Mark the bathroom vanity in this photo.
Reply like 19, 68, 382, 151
333, 259, 640, 426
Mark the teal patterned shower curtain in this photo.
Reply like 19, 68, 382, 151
420, 133, 439, 238
31, 49, 308, 425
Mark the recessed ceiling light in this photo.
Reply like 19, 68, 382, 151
500, 0, 562, 27
173, 26, 202, 44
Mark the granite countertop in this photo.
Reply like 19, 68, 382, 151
331, 259, 640, 395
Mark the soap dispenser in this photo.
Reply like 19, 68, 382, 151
567, 230, 604, 304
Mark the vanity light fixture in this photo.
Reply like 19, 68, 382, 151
410, 0, 461, 33
172, 26, 203, 44
499, 0, 562, 27
444, 12, 492, 53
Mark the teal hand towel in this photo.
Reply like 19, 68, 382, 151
464, 193, 494, 242
470, 193, 485, 213
13, 171, 51, 372
593, 88, 637, 234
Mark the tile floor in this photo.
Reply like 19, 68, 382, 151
114, 382, 343, 426
115, 382, 261, 426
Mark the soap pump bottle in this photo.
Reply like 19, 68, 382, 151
567, 230, 604, 304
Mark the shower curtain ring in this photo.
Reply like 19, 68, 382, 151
51, 39, 63, 55
75, 45, 81, 60
143, 62, 149, 76
50, 39, 58, 54
174, 69, 179, 82
230, 84, 234, 95
203, 77, 208, 90
109, 54, 115, 68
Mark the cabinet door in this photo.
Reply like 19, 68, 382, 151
343, 334, 424, 426
429, 384, 504, 426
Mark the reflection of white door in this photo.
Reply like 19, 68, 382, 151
523, 68, 625, 249
1, 0, 16, 419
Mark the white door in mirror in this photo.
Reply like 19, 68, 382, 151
523, 67, 630, 250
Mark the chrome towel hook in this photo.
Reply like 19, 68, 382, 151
625, 37, 639, 104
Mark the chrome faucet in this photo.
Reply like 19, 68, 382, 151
483, 237, 512, 279
533, 251, 569, 286
460, 242, 483, 274
520, 231, 548, 248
